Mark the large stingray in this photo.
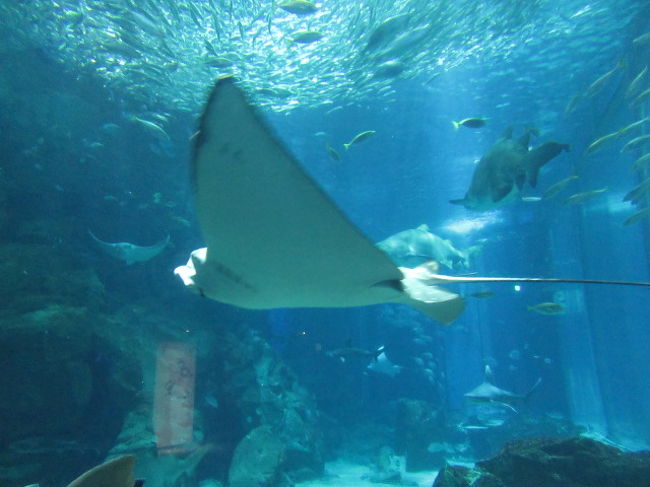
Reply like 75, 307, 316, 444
175, 78, 650, 324
450, 127, 570, 210
174, 77, 464, 324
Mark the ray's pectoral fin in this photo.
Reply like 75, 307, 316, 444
526, 142, 571, 187
396, 263, 465, 324
490, 179, 513, 202
66, 455, 137, 487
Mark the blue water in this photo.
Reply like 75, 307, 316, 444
1, 1, 649, 486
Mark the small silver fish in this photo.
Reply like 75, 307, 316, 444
621, 134, 650, 153
623, 207, 650, 226
542, 175, 579, 200
564, 187, 608, 205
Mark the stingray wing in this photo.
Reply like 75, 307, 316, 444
180, 77, 464, 323
191, 77, 408, 309
66, 456, 136, 487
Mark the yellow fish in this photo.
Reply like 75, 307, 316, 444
343, 130, 376, 150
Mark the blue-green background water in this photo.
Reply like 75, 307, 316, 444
1, 0, 650, 485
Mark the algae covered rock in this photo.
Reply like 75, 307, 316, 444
0, 243, 105, 315
0, 305, 94, 442
0, 303, 142, 487
228, 425, 286, 487
433, 436, 650, 487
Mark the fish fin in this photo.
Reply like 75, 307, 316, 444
484, 365, 494, 381
416, 223, 430, 231
515, 169, 526, 190
449, 198, 466, 205
491, 180, 513, 202
451, 121, 460, 130
526, 142, 570, 187
343, 143, 350, 150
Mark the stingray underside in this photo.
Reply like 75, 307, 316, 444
182, 77, 464, 323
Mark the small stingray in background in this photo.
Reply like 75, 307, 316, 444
90, 231, 170, 265
366, 350, 403, 378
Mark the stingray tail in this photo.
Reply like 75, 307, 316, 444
526, 142, 571, 187
523, 377, 543, 402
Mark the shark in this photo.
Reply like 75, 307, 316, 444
327, 343, 384, 363
450, 127, 570, 210
90, 231, 170, 265
376, 224, 480, 270
464, 365, 541, 413
174, 77, 650, 325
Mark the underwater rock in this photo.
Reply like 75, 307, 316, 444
0, 243, 105, 316
0, 177, 7, 236
0, 306, 94, 443
227, 425, 286, 487
462, 413, 582, 460
213, 327, 323, 482
0, 304, 141, 487
107, 403, 210, 487
432, 436, 650, 487
396, 399, 452, 471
